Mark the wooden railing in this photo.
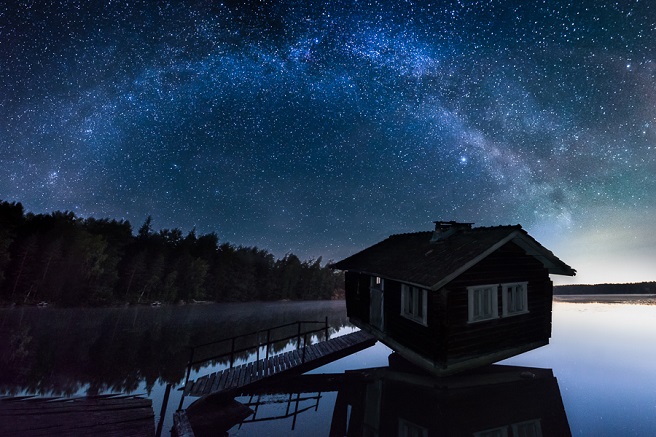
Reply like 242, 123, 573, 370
184, 317, 330, 385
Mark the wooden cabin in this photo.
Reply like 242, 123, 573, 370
331, 221, 575, 376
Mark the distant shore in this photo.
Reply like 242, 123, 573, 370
554, 281, 656, 296
554, 294, 656, 304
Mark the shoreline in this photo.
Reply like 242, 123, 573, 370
554, 294, 656, 304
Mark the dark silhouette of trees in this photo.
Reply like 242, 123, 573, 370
0, 200, 343, 306
555, 282, 656, 295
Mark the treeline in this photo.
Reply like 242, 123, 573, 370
0, 201, 343, 306
554, 282, 656, 295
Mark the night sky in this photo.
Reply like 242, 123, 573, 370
2, 1, 655, 284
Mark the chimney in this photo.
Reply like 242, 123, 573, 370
430, 221, 473, 243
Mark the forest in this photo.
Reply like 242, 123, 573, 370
0, 200, 344, 306
554, 282, 656, 295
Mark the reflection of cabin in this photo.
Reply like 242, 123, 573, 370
332, 363, 571, 437
331, 221, 576, 376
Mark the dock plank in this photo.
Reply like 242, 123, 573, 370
217, 368, 229, 391
210, 370, 223, 393
223, 368, 235, 390
198, 375, 210, 395
291, 349, 301, 366
305, 345, 318, 361
231, 366, 243, 389
333, 336, 348, 349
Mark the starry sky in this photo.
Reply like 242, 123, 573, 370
2, 0, 656, 285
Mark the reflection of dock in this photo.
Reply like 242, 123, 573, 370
0, 394, 154, 436
183, 330, 376, 397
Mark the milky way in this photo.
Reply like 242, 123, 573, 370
2, 1, 656, 283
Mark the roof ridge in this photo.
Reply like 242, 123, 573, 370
470, 224, 522, 230
389, 225, 521, 237
388, 231, 432, 238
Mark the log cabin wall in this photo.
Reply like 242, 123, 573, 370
345, 271, 441, 361
378, 278, 438, 360
443, 242, 553, 365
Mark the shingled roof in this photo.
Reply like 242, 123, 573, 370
331, 224, 575, 290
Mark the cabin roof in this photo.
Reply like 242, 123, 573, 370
331, 225, 575, 290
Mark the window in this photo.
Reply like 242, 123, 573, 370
502, 282, 528, 317
401, 284, 427, 326
468, 284, 499, 323
468, 282, 529, 322
370, 276, 384, 290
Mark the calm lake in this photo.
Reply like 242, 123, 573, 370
2, 297, 656, 436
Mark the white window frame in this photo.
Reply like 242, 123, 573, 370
502, 282, 529, 317
401, 284, 428, 326
467, 284, 499, 323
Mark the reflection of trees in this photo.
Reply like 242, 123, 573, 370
0, 302, 350, 396
0, 201, 344, 305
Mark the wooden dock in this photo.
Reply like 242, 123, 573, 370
183, 330, 376, 397
0, 394, 154, 437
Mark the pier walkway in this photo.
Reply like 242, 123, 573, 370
183, 330, 376, 397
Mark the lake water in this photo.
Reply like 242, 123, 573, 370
1, 297, 656, 436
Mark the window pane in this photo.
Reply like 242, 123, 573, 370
474, 291, 481, 317
403, 288, 407, 311
505, 284, 526, 314
508, 288, 515, 312
483, 288, 491, 316
413, 287, 419, 315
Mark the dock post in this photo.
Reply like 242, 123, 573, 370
302, 333, 307, 363
230, 338, 235, 368
291, 392, 301, 430
297, 321, 301, 349
324, 316, 329, 341
185, 347, 194, 385
256, 333, 260, 377
155, 383, 172, 437
265, 329, 271, 377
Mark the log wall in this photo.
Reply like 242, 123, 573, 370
443, 242, 553, 365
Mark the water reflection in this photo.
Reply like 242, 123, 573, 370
185, 358, 571, 437
4, 299, 656, 435
0, 301, 351, 396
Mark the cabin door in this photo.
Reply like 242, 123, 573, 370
370, 277, 384, 331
